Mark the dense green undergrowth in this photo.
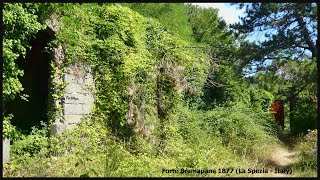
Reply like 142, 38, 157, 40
291, 129, 318, 177
4, 105, 281, 177
4, 107, 316, 177
3, 3, 317, 177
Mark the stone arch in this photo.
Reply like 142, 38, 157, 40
6, 27, 55, 133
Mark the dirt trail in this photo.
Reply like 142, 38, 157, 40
253, 146, 299, 177
270, 146, 297, 167
268, 146, 298, 177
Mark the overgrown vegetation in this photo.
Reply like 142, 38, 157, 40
290, 129, 318, 177
4, 106, 279, 177
3, 3, 317, 177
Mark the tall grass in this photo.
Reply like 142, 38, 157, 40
291, 129, 317, 177
4, 105, 282, 177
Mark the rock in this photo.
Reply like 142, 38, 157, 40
50, 122, 67, 136
3, 138, 10, 164
51, 62, 95, 134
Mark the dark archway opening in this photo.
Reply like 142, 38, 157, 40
6, 28, 55, 134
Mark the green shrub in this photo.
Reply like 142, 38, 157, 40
291, 99, 317, 135
168, 105, 278, 160
5, 106, 254, 177
292, 129, 317, 177
10, 122, 49, 162
3, 114, 20, 140
3, 3, 44, 103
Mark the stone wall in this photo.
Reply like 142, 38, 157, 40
51, 62, 95, 135
50, 61, 95, 135
62, 62, 95, 129
46, 15, 95, 135
3, 138, 10, 164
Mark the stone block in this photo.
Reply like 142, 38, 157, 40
3, 138, 10, 164
65, 83, 83, 93
64, 93, 81, 104
76, 77, 85, 84
82, 104, 94, 114
64, 93, 94, 104
50, 122, 67, 136
64, 104, 83, 115
64, 73, 76, 83
82, 85, 94, 94
84, 75, 94, 85
82, 93, 95, 103
65, 115, 82, 124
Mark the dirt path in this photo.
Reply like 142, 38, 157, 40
268, 146, 298, 177
270, 147, 297, 167
253, 146, 299, 177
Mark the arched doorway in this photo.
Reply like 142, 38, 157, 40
6, 28, 55, 133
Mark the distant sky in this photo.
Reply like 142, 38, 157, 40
190, 3, 266, 76
190, 3, 245, 25
190, 3, 265, 43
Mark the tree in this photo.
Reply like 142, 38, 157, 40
231, 3, 317, 59
186, 4, 261, 109
125, 3, 195, 42
231, 3, 317, 76
232, 3, 318, 133
3, 3, 44, 104
187, 4, 236, 60
251, 57, 316, 133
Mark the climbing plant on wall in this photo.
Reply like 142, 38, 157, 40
3, 3, 44, 104
3, 3, 49, 138
51, 4, 209, 142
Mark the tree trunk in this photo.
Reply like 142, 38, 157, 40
156, 59, 166, 152
294, 8, 317, 58
288, 86, 298, 133
289, 98, 294, 133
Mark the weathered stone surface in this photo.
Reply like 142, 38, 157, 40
45, 14, 60, 32
64, 73, 77, 83
52, 61, 95, 134
50, 122, 67, 136
64, 93, 81, 104
3, 138, 10, 164
64, 104, 83, 115
64, 83, 83, 93
52, 45, 64, 69
84, 72, 94, 84
82, 93, 95, 103
64, 93, 94, 104
84, 77, 94, 85
65, 115, 82, 124
82, 85, 95, 94
82, 104, 94, 114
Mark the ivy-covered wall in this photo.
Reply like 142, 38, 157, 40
3, 3, 210, 140
49, 61, 95, 135
46, 14, 96, 135
47, 4, 209, 139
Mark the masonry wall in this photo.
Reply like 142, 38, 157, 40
50, 61, 95, 135
62, 62, 95, 128
46, 15, 95, 135
2, 138, 10, 164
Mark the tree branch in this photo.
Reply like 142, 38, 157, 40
294, 9, 317, 57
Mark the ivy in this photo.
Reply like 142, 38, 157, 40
51, 4, 209, 139
3, 3, 44, 104
3, 3, 209, 142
